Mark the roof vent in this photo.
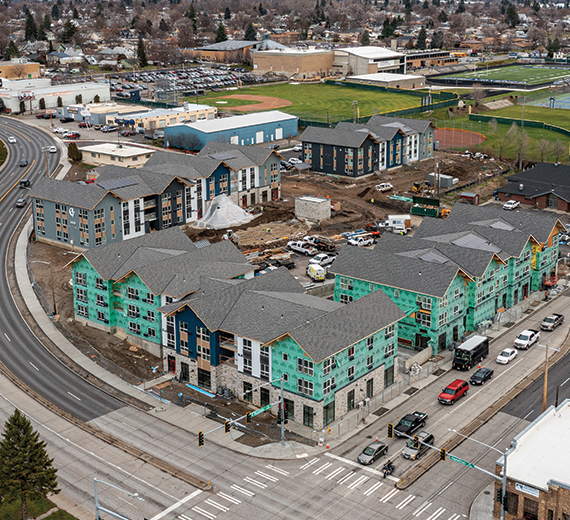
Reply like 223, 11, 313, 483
519, 184, 524, 191
261, 306, 264, 311
280, 314, 284, 319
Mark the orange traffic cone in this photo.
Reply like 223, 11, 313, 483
375, 435, 378, 442
326, 442, 330, 450
478, 363, 482, 369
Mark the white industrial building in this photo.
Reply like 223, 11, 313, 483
0, 78, 110, 113
333, 46, 405, 76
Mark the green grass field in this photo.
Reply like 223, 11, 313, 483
445, 65, 570, 85
193, 83, 424, 122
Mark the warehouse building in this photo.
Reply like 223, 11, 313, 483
252, 47, 335, 79
164, 111, 298, 150
333, 46, 405, 76
346, 72, 425, 89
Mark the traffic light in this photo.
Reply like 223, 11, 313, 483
387, 423, 394, 439
277, 410, 282, 424
245, 412, 251, 424
198, 431, 204, 447
496, 488, 503, 504
440, 448, 447, 461
224, 420, 231, 433
284, 409, 289, 425
413, 435, 420, 449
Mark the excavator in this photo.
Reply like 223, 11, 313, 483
411, 182, 428, 193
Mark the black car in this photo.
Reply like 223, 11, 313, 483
60, 117, 75, 123
469, 367, 494, 385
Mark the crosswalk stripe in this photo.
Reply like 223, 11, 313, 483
255, 471, 279, 482
380, 489, 399, 503
265, 465, 289, 476
446, 514, 460, 520
204, 500, 229, 513
363, 481, 384, 496
313, 462, 332, 475
396, 495, 416, 510
325, 467, 345, 480
243, 477, 267, 489
230, 485, 255, 497
300, 458, 319, 470
347, 475, 369, 489
414, 502, 432, 517
426, 507, 446, 520
337, 471, 355, 485
179, 515, 192, 520
192, 506, 216, 520
217, 492, 240, 505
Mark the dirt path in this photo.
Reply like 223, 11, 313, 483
218, 94, 293, 112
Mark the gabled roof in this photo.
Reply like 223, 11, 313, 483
335, 121, 405, 141
300, 126, 378, 148
30, 177, 108, 210
143, 150, 230, 179
199, 40, 259, 51
76, 227, 253, 298
367, 115, 434, 134
197, 141, 279, 170
498, 162, 570, 203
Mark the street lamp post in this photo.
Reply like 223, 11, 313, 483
30, 260, 56, 317
538, 341, 560, 412
94, 478, 144, 520
448, 429, 509, 520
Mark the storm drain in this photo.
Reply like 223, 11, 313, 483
432, 368, 447, 377
502, 322, 515, 328
404, 387, 419, 396
373, 407, 389, 417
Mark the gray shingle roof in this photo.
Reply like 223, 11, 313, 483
497, 162, 570, 203
199, 40, 258, 51
367, 115, 433, 134
300, 126, 377, 148
334, 121, 403, 142
198, 141, 278, 169
30, 177, 108, 210
143, 151, 230, 180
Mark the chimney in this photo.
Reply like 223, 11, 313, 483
391, 39, 397, 51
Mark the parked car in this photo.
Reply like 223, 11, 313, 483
358, 441, 388, 465
496, 347, 517, 364
35, 113, 46, 119
101, 125, 120, 133
402, 431, 434, 460
273, 257, 295, 269
64, 132, 80, 139
7, 136, 16, 144
120, 130, 136, 137
59, 117, 75, 123
289, 158, 302, 165
53, 127, 66, 134
306, 264, 326, 282
503, 200, 520, 211
376, 183, 394, 192
94, 125, 103, 131
541, 314, 564, 331
348, 236, 375, 247
15, 197, 26, 208
309, 253, 336, 267
514, 329, 540, 349
135, 127, 145, 134
287, 241, 317, 256
19, 159, 28, 167
78, 121, 93, 128
438, 379, 469, 405
469, 367, 494, 385
292, 144, 302, 151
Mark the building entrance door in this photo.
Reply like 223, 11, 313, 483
167, 355, 176, 373
323, 401, 335, 426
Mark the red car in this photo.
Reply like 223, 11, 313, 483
65, 132, 80, 139
36, 113, 46, 119
78, 121, 92, 128
120, 130, 136, 137
438, 379, 469, 405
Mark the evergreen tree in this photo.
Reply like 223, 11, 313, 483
25, 12, 38, 41
416, 26, 427, 49
159, 18, 169, 32
51, 4, 59, 19
38, 26, 47, 40
61, 20, 77, 43
215, 22, 227, 43
41, 15, 51, 31
361, 29, 370, 46
505, 3, 519, 27
95, 1, 104, 16
137, 36, 147, 67
72, 7, 79, 18
244, 22, 257, 41
94, 94, 100, 103
438, 9, 448, 21
6, 40, 19, 59
224, 6, 231, 19
75, 93, 82, 103
0, 409, 59, 520
456, 0, 465, 12
531, 0, 540, 12
423, 0, 429, 7
185, 3, 197, 32
67, 142, 82, 161
57, 96, 63, 107
430, 30, 444, 48
258, 2, 266, 15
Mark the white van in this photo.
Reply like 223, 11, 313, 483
306, 264, 326, 282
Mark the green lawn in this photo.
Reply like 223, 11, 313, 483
196, 83, 424, 122
443, 65, 570, 85
482, 104, 570, 131
185, 96, 261, 108
0, 497, 78, 520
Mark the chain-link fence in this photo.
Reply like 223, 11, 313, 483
25, 243, 142, 386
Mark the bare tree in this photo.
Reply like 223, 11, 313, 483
552, 140, 567, 163
488, 118, 506, 160
471, 84, 486, 107
11, 63, 26, 80
536, 139, 550, 162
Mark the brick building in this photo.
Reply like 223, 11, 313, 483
252, 48, 335, 79
493, 400, 570, 520
497, 163, 570, 212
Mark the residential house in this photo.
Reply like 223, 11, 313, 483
70, 227, 254, 356
159, 267, 405, 430
331, 204, 564, 354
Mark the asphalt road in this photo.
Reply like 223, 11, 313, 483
0, 116, 123, 422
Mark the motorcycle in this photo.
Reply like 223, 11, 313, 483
382, 460, 395, 478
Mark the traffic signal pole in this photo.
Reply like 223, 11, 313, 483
280, 377, 285, 447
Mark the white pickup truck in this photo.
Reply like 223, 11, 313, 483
348, 236, 375, 247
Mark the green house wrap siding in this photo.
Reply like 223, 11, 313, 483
72, 258, 161, 344
270, 325, 397, 402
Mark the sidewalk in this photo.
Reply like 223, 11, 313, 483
470, 484, 494, 520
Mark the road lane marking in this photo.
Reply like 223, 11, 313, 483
380, 489, 399, 503
217, 492, 240, 505
363, 481, 383, 496
337, 471, 355, 484
523, 409, 534, 420
67, 392, 81, 401
243, 477, 267, 489
313, 462, 332, 475
255, 470, 278, 482
426, 507, 446, 520
447, 514, 461, 520
204, 499, 229, 512
265, 465, 289, 475
562, 377, 570, 386
396, 495, 416, 509
347, 475, 369, 489
230, 485, 254, 497
0, 159, 36, 205
437, 481, 455, 496
300, 458, 319, 470
324, 452, 388, 477
0, 124, 31, 143
325, 467, 345, 480
29, 362, 38, 371
149, 490, 203, 520
179, 514, 192, 520
192, 506, 216, 519
4, 333, 10, 342
414, 502, 432, 516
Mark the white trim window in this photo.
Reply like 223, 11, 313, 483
297, 379, 314, 397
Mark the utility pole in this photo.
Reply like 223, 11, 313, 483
519, 95, 526, 170
539, 341, 559, 412
280, 376, 285, 447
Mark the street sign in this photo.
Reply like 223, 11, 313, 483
449, 454, 475, 468
250, 403, 272, 418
